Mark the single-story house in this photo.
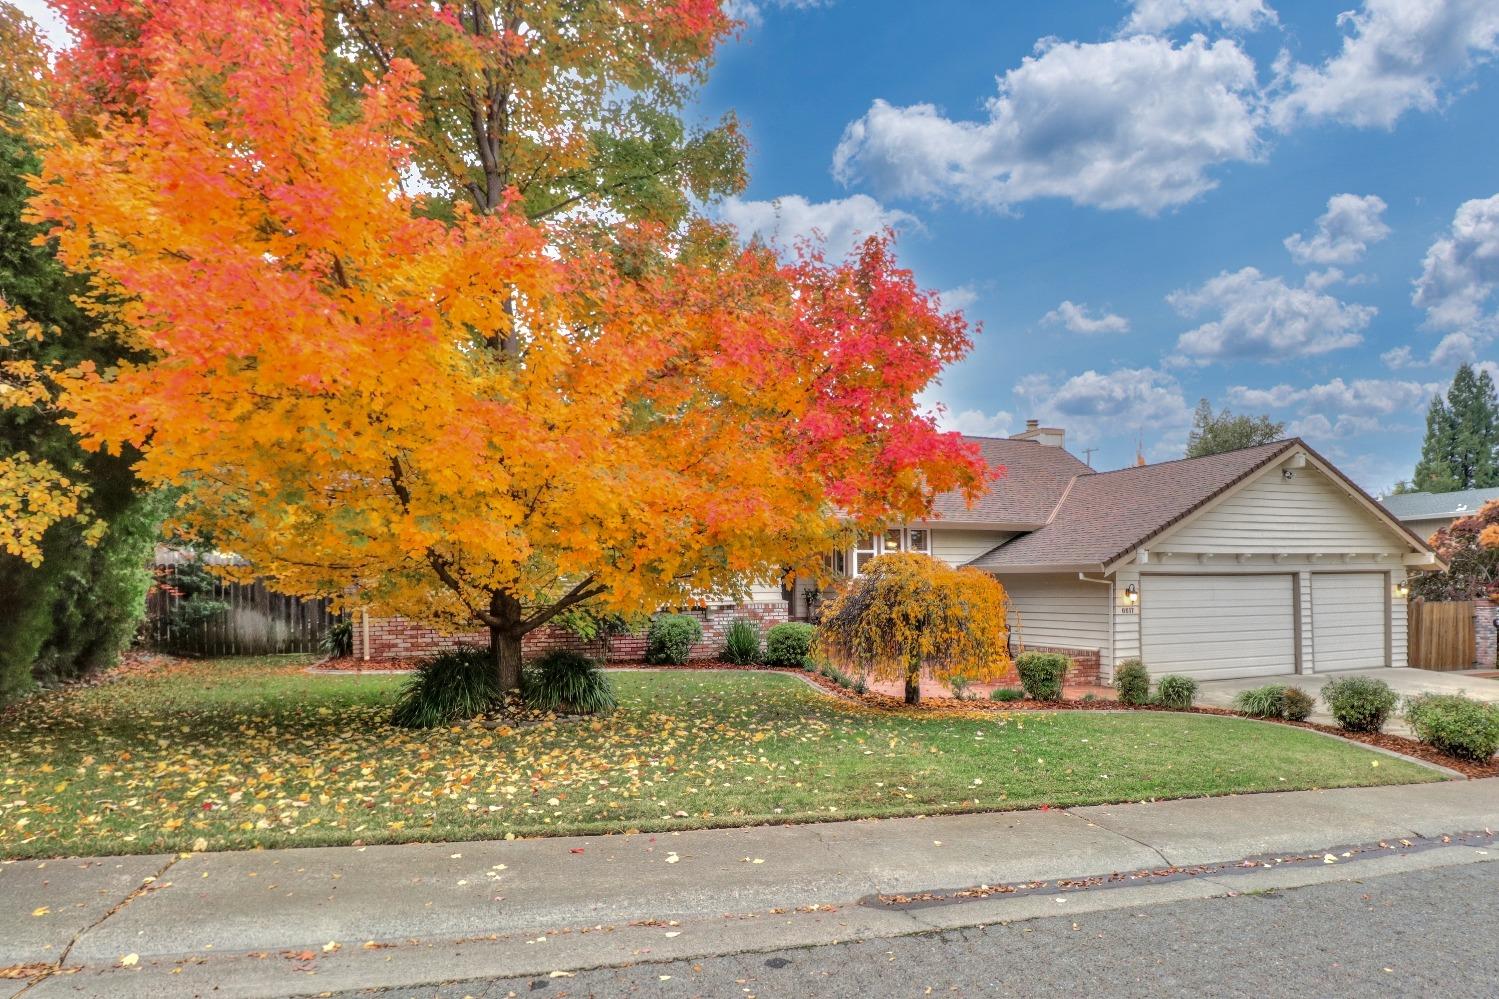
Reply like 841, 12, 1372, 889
819, 422, 1440, 685
1376, 486, 1499, 542
360, 422, 1441, 682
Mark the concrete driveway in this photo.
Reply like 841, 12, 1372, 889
1194, 667, 1499, 736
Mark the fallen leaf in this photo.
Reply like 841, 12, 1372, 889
119, 954, 139, 967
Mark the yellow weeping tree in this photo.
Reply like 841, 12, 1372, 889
816, 552, 1011, 705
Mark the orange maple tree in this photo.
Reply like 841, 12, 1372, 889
30, 0, 989, 692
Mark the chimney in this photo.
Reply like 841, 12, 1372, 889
1010, 418, 1066, 448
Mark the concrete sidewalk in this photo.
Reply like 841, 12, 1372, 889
7, 779, 1499, 999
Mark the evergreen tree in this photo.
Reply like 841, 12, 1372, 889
1411, 364, 1499, 493
1185, 398, 1285, 458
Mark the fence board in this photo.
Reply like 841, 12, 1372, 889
1407, 601, 1474, 671
145, 560, 339, 657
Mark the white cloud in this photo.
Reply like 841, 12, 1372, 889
1412, 193, 1499, 336
718, 194, 917, 259
1283, 193, 1391, 265
1272, 0, 1499, 129
1015, 367, 1191, 442
1228, 376, 1438, 417
1122, 0, 1278, 35
1381, 333, 1482, 368
8, 0, 69, 46
1287, 413, 1385, 439
936, 285, 980, 313
726, 0, 830, 27
833, 34, 1265, 216
940, 408, 1014, 438
1170, 267, 1376, 362
1041, 300, 1131, 334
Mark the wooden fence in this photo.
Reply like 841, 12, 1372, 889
145, 560, 340, 657
1407, 600, 1474, 671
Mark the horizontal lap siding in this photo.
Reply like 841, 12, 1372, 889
1141, 574, 1295, 680
1161, 467, 1403, 555
1000, 573, 1110, 656
932, 529, 1015, 568
1310, 573, 1387, 670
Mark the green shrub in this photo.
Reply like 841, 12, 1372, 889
391, 648, 500, 729
721, 619, 762, 665
1154, 674, 1197, 710
989, 687, 1025, 703
1015, 652, 1069, 701
950, 675, 974, 700
523, 650, 617, 715
321, 617, 354, 659
1234, 684, 1288, 719
1113, 659, 1151, 706
645, 614, 703, 665
1405, 693, 1499, 762
1321, 676, 1398, 733
764, 622, 816, 667
1281, 687, 1315, 722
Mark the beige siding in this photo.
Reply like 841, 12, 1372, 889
1391, 568, 1408, 668
931, 528, 1014, 567
1402, 517, 1451, 543
1000, 573, 1110, 656
1310, 572, 1388, 670
1112, 567, 1140, 674
1158, 466, 1405, 555
1140, 573, 1297, 679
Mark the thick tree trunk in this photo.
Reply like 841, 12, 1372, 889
905, 657, 921, 706
488, 591, 525, 695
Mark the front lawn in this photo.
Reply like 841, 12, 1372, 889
1, 657, 1439, 859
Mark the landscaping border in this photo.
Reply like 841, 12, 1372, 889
306, 657, 1498, 778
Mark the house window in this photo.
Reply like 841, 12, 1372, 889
908, 529, 929, 554
853, 533, 878, 575
840, 527, 933, 576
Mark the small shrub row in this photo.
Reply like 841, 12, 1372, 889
1107, 661, 1200, 709
1230, 683, 1313, 721
1405, 693, 1499, 762
989, 687, 1025, 703
816, 661, 866, 694
391, 647, 616, 728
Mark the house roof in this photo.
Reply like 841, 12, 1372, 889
968, 441, 1299, 570
925, 436, 1093, 527
1376, 486, 1499, 523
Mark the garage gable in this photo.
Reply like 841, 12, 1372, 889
1150, 461, 1409, 557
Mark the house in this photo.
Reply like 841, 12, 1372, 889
1376, 486, 1499, 542
830, 422, 1440, 684
359, 422, 1441, 682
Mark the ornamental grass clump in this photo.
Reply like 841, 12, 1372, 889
1322, 676, 1398, 733
1233, 684, 1288, 719
1404, 693, 1499, 762
390, 648, 501, 729
523, 650, 617, 715
720, 618, 762, 665
1154, 674, 1197, 710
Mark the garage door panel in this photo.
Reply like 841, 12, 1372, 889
1141, 574, 1296, 681
1311, 573, 1386, 671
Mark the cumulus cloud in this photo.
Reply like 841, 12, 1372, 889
1041, 300, 1131, 334
1284, 193, 1391, 265
936, 286, 981, 313
1170, 267, 1376, 362
832, 35, 1265, 216
1412, 193, 1499, 336
1272, 0, 1499, 129
725, 0, 830, 27
1015, 367, 1191, 442
718, 194, 917, 259
1122, 0, 1278, 35
940, 408, 1014, 438
1228, 376, 1438, 418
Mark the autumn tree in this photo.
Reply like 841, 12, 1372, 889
0, 4, 156, 702
816, 553, 1010, 705
30, 0, 988, 698
1185, 398, 1284, 458
1411, 498, 1499, 601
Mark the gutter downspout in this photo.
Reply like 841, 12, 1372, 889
1076, 573, 1114, 684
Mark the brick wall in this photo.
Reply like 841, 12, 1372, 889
1008, 644, 1101, 686
1475, 600, 1498, 669
362, 602, 790, 663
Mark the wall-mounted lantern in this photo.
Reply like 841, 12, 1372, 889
1396, 580, 1410, 599
1124, 583, 1140, 605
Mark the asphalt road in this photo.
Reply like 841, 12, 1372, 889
340, 861, 1499, 998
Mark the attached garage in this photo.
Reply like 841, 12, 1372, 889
1310, 573, 1388, 671
1140, 574, 1296, 681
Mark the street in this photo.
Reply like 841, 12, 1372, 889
348, 862, 1498, 998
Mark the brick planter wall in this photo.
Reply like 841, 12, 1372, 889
1475, 600, 1498, 669
362, 602, 790, 663
1001, 645, 1101, 686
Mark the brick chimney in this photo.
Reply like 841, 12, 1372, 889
1009, 419, 1065, 448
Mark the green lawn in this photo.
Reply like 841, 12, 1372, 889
0, 657, 1439, 859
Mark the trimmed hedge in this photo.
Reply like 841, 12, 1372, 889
645, 614, 703, 665
1405, 693, 1499, 762
1113, 659, 1151, 706
1281, 686, 1315, 722
1322, 675, 1398, 733
764, 622, 816, 667
1015, 652, 1069, 701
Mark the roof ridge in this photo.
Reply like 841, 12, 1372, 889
1079, 438, 1296, 479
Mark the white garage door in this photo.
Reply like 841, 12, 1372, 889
1141, 574, 1296, 680
1311, 573, 1387, 671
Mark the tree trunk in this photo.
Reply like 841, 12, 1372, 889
905, 655, 921, 706
488, 591, 525, 695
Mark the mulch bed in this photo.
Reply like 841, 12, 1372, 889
309, 656, 1499, 778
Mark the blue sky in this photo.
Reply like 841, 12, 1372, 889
702, 0, 1499, 489
14, 0, 1499, 489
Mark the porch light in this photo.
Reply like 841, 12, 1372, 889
1396, 580, 1410, 598
1123, 583, 1139, 604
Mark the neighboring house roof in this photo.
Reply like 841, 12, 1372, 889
969, 441, 1296, 570
1377, 486, 1499, 523
926, 436, 1093, 528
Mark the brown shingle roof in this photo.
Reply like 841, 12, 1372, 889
969, 440, 1299, 570
927, 436, 1094, 527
